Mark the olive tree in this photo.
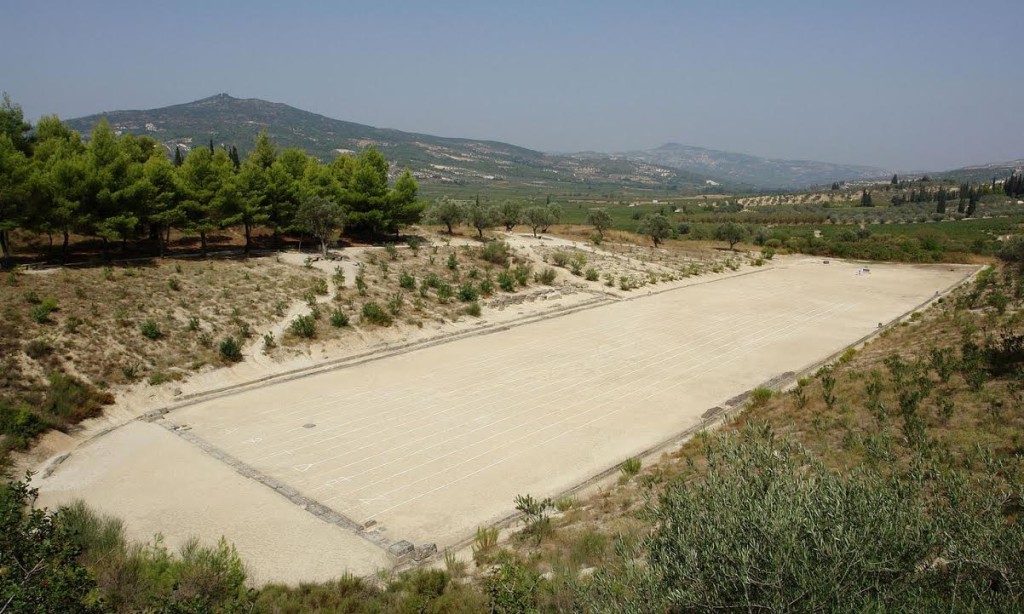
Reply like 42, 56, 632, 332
715, 222, 747, 250
427, 196, 464, 235
586, 208, 613, 237
524, 205, 558, 238
465, 199, 499, 238
637, 214, 671, 246
294, 196, 345, 256
496, 201, 523, 232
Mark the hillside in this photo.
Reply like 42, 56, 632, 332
933, 159, 1024, 184
65, 94, 716, 193
623, 142, 890, 189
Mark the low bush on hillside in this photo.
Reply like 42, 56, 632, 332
361, 301, 393, 326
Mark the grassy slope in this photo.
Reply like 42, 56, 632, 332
487, 264, 1024, 596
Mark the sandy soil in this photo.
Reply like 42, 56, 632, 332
35, 421, 390, 585
32, 256, 974, 583
19, 233, 742, 475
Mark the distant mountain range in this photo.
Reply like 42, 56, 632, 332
66, 94, 713, 193
622, 143, 890, 190
65, 94, 1017, 192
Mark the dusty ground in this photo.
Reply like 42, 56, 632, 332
32, 255, 974, 583
36, 421, 389, 585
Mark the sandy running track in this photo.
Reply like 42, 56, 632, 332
36, 258, 974, 583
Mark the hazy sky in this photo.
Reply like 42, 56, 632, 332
2, 1, 1021, 170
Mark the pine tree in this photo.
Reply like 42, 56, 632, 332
229, 145, 240, 170
209, 139, 214, 154
173, 146, 183, 167
891, 173, 898, 185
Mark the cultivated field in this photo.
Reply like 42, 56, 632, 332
34, 258, 975, 583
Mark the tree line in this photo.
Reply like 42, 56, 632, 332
1004, 171, 1024, 199
426, 197, 563, 239
0, 93, 422, 266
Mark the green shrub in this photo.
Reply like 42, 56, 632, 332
329, 309, 349, 327
312, 278, 329, 296
361, 302, 393, 326
458, 282, 480, 302
480, 241, 510, 265
167, 277, 181, 291
512, 264, 532, 287
290, 314, 317, 338
148, 371, 174, 386
498, 271, 515, 292
436, 281, 453, 303
479, 278, 494, 296
0, 402, 47, 447
535, 267, 557, 285
23, 289, 40, 304
424, 273, 442, 289
988, 290, 1009, 314
466, 301, 482, 317
472, 526, 499, 565
620, 457, 642, 477
384, 243, 399, 260
750, 386, 773, 406
585, 268, 600, 281
569, 530, 609, 568
639, 426, 1024, 613
332, 266, 346, 287
551, 250, 571, 267
447, 252, 458, 270
29, 298, 59, 324
139, 320, 162, 340
514, 494, 554, 543
399, 271, 416, 290
40, 372, 112, 422
555, 496, 576, 512
388, 292, 403, 316
569, 252, 588, 276
219, 336, 243, 362
485, 560, 542, 613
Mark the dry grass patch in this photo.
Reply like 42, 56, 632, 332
2, 257, 319, 391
